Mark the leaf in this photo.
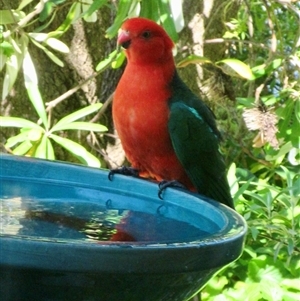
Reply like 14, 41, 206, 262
158, 0, 178, 42
5, 129, 31, 148
53, 2, 78, 37
50, 134, 100, 167
0, 116, 43, 129
12, 140, 33, 156
106, 0, 133, 39
0, 10, 20, 24
2, 53, 20, 100
30, 38, 65, 66
82, 0, 108, 17
111, 51, 126, 69
51, 121, 107, 132
17, 0, 35, 10
0, 41, 14, 57
140, 0, 160, 21
216, 58, 255, 80
51, 103, 102, 131
177, 55, 212, 68
23, 50, 49, 128
34, 134, 48, 159
96, 50, 118, 72
28, 32, 49, 42
45, 37, 69, 53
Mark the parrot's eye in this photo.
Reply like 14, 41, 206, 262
141, 30, 151, 39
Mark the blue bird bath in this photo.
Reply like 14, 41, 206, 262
0, 154, 247, 301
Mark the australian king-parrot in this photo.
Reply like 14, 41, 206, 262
112, 17, 234, 209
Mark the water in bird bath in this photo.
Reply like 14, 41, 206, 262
0, 196, 214, 244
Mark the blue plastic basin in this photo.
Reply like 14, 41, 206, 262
0, 154, 247, 301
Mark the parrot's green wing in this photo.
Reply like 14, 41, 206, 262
168, 72, 234, 209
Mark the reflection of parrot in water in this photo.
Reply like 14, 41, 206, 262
112, 17, 234, 210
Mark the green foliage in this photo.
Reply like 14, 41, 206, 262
199, 0, 300, 300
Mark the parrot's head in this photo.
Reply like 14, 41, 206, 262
117, 17, 174, 65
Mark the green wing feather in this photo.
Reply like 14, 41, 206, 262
168, 72, 234, 209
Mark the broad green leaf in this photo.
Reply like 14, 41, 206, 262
0, 116, 43, 129
45, 37, 69, 53
51, 121, 107, 132
51, 103, 102, 131
50, 134, 101, 167
96, 50, 118, 72
106, 0, 133, 39
12, 140, 33, 155
177, 55, 212, 68
216, 58, 255, 80
5, 129, 31, 148
158, 0, 178, 42
23, 50, 48, 128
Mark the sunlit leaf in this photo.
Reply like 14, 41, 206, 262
43, 47, 64, 66
0, 10, 20, 24
96, 50, 118, 71
140, 0, 160, 21
177, 55, 212, 68
53, 3, 78, 37
5, 129, 31, 148
106, 0, 133, 38
51, 121, 107, 132
111, 51, 126, 69
45, 37, 69, 53
158, 0, 178, 42
51, 103, 102, 131
23, 50, 48, 128
0, 41, 14, 57
0, 116, 43, 129
83, 0, 108, 17
28, 32, 48, 42
34, 134, 48, 159
17, 0, 35, 10
2, 53, 20, 100
50, 134, 101, 167
216, 58, 255, 80
12, 140, 33, 156
39, 1, 54, 22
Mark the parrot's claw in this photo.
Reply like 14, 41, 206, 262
108, 166, 139, 181
158, 180, 186, 199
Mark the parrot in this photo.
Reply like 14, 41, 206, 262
111, 17, 234, 209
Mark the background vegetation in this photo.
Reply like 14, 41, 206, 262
1, 0, 299, 300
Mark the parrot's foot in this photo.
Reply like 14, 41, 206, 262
158, 180, 186, 199
108, 166, 139, 181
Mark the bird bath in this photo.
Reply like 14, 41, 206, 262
0, 154, 247, 301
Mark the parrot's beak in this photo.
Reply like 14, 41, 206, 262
117, 29, 131, 49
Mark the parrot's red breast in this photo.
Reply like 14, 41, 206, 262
113, 18, 195, 190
